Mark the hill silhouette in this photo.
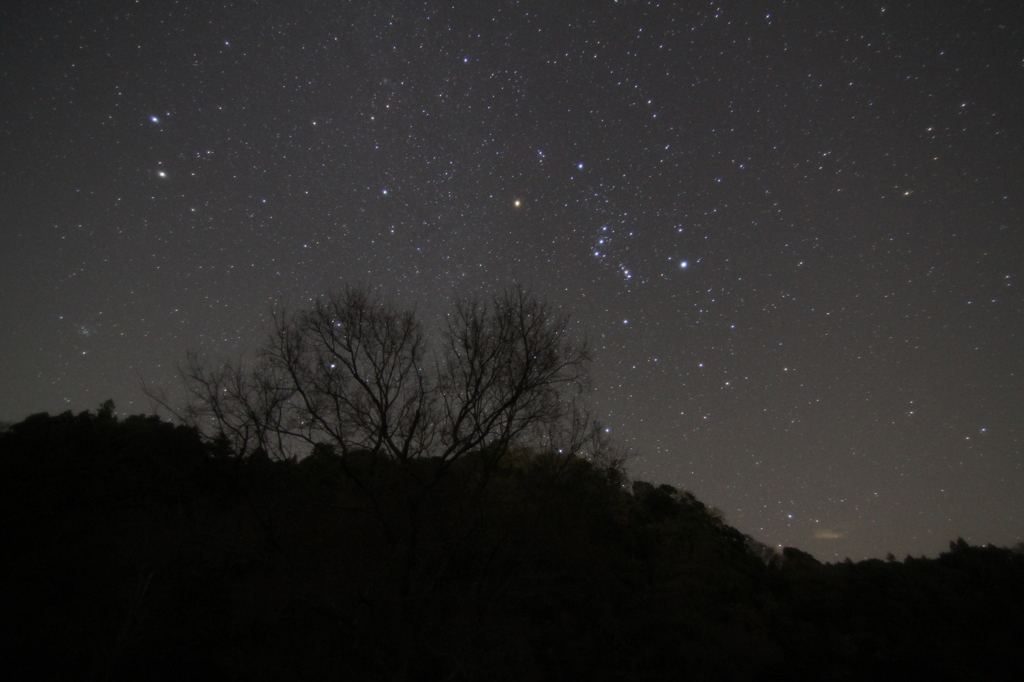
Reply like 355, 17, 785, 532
2, 404, 1022, 680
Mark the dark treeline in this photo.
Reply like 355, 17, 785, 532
2, 405, 1022, 681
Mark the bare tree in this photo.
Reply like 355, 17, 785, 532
146, 285, 620, 634
162, 285, 602, 474
266, 286, 433, 462
435, 287, 591, 469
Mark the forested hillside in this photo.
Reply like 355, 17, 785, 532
2, 405, 1021, 681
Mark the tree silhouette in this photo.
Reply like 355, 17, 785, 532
160, 285, 604, 475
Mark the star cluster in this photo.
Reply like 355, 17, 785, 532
1, 1, 1021, 560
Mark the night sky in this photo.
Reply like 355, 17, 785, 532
2, 1, 1022, 561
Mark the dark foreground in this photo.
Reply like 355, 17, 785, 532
2, 406, 1021, 681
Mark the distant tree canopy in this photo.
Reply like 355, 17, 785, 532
3, 405, 1023, 681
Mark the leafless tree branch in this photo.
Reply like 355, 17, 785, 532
165, 284, 598, 476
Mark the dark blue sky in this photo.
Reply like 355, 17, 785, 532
2, 0, 1021, 561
